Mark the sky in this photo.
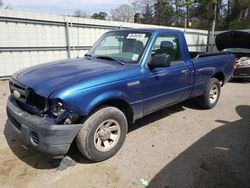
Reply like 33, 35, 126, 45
3, 0, 130, 16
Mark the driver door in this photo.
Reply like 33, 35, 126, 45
143, 34, 193, 115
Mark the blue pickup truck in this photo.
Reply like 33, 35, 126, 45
7, 29, 235, 161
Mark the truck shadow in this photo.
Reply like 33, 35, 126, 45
69, 101, 188, 163
3, 99, 209, 170
3, 120, 94, 170
3, 121, 53, 169
129, 99, 205, 133
129, 101, 187, 133
148, 105, 250, 188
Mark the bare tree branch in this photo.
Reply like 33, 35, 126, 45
111, 4, 135, 22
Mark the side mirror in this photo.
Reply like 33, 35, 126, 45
148, 54, 171, 68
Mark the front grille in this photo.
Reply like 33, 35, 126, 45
9, 78, 48, 115
30, 131, 39, 145
234, 67, 250, 76
9, 78, 30, 103
28, 91, 47, 110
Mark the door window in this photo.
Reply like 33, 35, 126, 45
150, 35, 183, 65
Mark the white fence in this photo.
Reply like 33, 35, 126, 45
0, 10, 209, 77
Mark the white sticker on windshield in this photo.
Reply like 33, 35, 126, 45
132, 54, 139, 61
127, 33, 146, 40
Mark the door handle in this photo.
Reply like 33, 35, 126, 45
181, 69, 189, 74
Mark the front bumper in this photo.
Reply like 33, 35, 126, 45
6, 97, 82, 158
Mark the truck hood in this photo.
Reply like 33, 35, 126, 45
215, 30, 250, 51
13, 58, 137, 97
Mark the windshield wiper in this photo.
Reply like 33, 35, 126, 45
94, 56, 125, 65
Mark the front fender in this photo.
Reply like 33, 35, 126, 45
51, 85, 133, 117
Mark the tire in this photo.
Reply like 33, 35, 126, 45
76, 106, 128, 162
198, 78, 221, 109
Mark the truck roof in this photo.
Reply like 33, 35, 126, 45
109, 28, 183, 34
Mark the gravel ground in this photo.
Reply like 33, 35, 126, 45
0, 80, 249, 188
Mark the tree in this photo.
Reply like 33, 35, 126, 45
91, 12, 108, 20
223, 0, 250, 29
111, 4, 135, 22
237, 0, 250, 20
176, 0, 196, 28
72, 10, 88, 18
154, 0, 174, 25
172, 0, 185, 27
126, 0, 250, 29
130, 0, 155, 13
0, 0, 12, 9
142, 4, 154, 24
131, 0, 155, 24
134, 13, 143, 23
188, 0, 223, 29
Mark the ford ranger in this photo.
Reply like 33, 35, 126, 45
6, 29, 235, 161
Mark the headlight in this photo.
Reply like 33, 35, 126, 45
50, 99, 64, 116
49, 99, 79, 124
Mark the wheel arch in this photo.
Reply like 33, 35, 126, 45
212, 71, 225, 86
100, 99, 134, 125
84, 92, 134, 125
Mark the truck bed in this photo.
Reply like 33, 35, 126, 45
189, 51, 231, 59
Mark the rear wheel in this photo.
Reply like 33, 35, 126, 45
198, 78, 221, 109
76, 106, 127, 162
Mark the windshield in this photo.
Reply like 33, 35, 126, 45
87, 31, 152, 63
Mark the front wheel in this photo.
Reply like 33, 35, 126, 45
198, 78, 221, 109
76, 106, 128, 162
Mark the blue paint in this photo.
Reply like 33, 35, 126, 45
12, 28, 235, 122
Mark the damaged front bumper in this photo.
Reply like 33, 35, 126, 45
6, 97, 82, 158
